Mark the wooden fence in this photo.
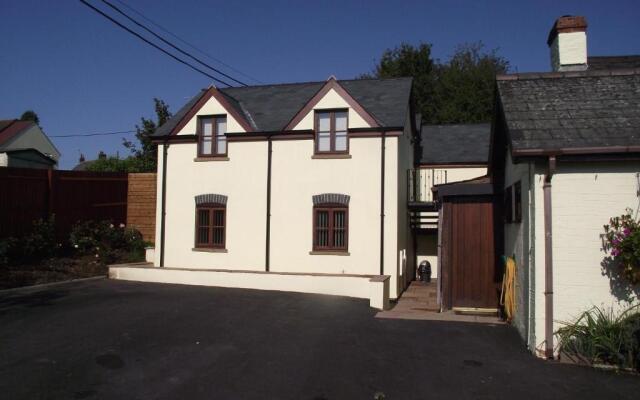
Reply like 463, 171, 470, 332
0, 167, 128, 239
126, 173, 157, 243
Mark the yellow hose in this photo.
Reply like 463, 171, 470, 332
500, 256, 516, 322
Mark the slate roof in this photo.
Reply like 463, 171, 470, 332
420, 123, 491, 165
0, 120, 34, 149
496, 69, 640, 152
588, 56, 640, 70
154, 77, 412, 136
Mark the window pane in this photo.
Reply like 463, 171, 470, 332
216, 118, 227, 135
318, 113, 330, 132
216, 135, 226, 154
317, 211, 328, 228
198, 228, 209, 244
317, 132, 330, 152
202, 119, 213, 137
335, 112, 347, 131
213, 228, 224, 246
198, 209, 210, 227
213, 210, 225, 227
335, 132, 347, 152
202, 138, 212, 155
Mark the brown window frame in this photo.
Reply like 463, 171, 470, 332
197, 115, 227, 158
194, 203, 226, 249
314, 109, 349, 155
312, 204, 349, 251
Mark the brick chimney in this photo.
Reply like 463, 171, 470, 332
547, 15, 588, 72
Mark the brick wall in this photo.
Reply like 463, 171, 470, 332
127, 173, 157, 243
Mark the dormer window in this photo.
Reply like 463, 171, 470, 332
198, 115, 227, 157
315, 110, 348, 154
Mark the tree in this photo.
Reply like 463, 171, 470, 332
362, 41, 509, 124
20, 110, 40, 125
360, 43, 437, 122
88, 98, 171, 173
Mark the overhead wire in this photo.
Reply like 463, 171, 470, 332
78, 0, 234, 87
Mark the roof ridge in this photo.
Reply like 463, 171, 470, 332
497, 68, 640, 81
220, 76, 413, 91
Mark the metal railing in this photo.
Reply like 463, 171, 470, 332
408, 168, 448, 203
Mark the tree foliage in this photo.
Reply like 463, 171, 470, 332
20, 110, 40, 125
87, 98, 171, 173
362, 42, 509, 124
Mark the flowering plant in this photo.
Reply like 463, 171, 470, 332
603, 210, 640, 285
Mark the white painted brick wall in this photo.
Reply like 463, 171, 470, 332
535, 163, 640, 354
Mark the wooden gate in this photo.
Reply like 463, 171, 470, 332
440, 195, 500, 309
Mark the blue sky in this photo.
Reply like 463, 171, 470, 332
1, 0, 639, 169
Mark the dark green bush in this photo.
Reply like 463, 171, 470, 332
0, 237, 16, 267
21, 216, 58, 261
69, 220, 145, 263
557, 305, 640, 371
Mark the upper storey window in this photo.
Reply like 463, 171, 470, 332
315, 110, 348, 154
198, 115, 227, 157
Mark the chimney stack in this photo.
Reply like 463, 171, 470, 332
98, 151, 107, 160
79, 153, 85, 163
547, 15, 588, 72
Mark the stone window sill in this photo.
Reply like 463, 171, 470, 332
192, 248, 228, 253
309, 251, 350, 256
194, 157, 230, 162
311, 154, 351, 159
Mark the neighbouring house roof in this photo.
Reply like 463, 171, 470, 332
0, 120, 34, 149
73, 160, 98, 171
588, 55, 640, 70
1, 148, 57, 166
154, 77, 413, 136
420, 123, 491, 165
496, 68, 640, 156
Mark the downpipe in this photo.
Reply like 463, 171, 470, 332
543, 156, 556, 359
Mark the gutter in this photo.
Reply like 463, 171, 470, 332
159, 140, 169, 267
265, 135, 272, 272
543, 155, 556, 358
380, 130, 386, 276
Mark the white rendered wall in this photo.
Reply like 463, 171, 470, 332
0, 153, 7, 167
176, 95, 247, 135
292, 88, 370, 130
532, 163, 640, 356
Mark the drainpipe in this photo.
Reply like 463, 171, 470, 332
265, 135, 272, 272
380, 131, 386, 276
159, 140, 169, 267
543, 155, 556, 359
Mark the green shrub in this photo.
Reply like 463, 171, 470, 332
22, 215, 58, 262
0, 237, 16, 267
557, 304, 640, 371
69, 220, 145, 263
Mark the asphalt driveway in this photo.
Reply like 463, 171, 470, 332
0, 279, 638, 399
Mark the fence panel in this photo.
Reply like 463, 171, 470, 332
0, 167, 128, 239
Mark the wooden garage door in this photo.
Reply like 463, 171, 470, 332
442, 197, 498, 309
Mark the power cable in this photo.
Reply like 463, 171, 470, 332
99, 0, 248, 86
78, 0, 234, 87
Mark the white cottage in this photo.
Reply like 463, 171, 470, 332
111, 77, 418, 308
491, 16, 640, 357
